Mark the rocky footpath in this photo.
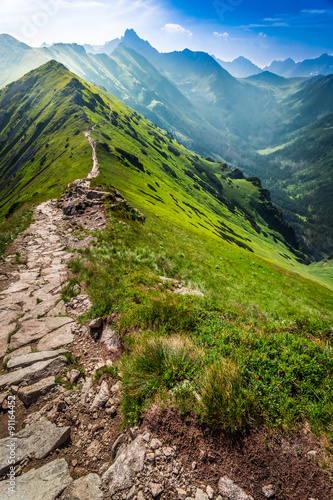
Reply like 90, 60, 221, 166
0, 177, 260, 499
0, 169, 329, 499
0, 180, 259, 500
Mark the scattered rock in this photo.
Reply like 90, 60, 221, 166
17, 376, 56, 406
60, 473, 102, 500
68, 369, 80, 384
206, 485, 214, 499
177, 488, 188, 500
150, 483, 164, 497
262, 484, 275, 499
218, 476, 254, 500
111, 433, 127, 460
150, 438, 163, 450
195, 488, 209, 500
89, 317, 103, 329
102, 435, 146, 493
100, 327, 121, 353
91, 380, 109, 409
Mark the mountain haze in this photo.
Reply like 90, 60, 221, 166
0, 32, 332, 257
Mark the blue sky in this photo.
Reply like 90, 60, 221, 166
1, 0, 332, 65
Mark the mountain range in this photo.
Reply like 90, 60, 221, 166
0, 30, 332, 259
217, 53, 333, 78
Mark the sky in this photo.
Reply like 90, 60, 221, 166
0, 0, 332, 66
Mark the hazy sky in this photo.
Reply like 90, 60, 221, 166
1, 0, 332, 65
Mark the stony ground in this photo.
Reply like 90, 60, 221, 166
0, 164, 332, 499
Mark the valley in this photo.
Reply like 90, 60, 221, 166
0, 32, 332, 257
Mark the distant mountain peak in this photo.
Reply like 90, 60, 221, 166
123, 28, 140, 40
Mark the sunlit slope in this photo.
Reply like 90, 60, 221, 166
0, 61, 332, 318
0, 61, 99, 216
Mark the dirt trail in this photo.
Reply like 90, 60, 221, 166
86, 106, 112, 180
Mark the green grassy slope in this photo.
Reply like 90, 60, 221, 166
0, 60, 100, 216
1, 60, 333, 437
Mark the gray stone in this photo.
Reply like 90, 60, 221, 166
91, 380, 109, 409
0, 419, 70, 474
150, 438, 162, 450
177, 488, 188, 500
218, 476, 254, 500
100, 328, 121, 352
69, 369, 80, 384
0, 458, 72, 500
5, 345, 32, 360
127, 485, 137, 500
7, 348, 68, 370
36, 324, 74, 351
17, 376, 56, 406
111, 433, 127, 460
150, 483, 164, 497
262, 485, 275, 499
195, 489, 209, 500
89, 317, 103, 329
102, 435, 146, 493
206, 486, 214, 500
137, 492, 145, 500
60, 473, 103, 500
0, 356, 67, 391
10, 317, 74, 349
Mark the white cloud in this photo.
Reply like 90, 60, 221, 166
0, 0, 170, 46
259, 32, 267, 38
162, 24, 192, 37
301, 9, 328, 15
213, 31, 230, 40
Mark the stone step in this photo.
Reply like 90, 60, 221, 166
0, 419, 70, 474
7, 348, 68, 370
60, 473, 103, 500
0, 356, 67, 391
0, 458, 72, 500
9, 317, 74, 349
17, 376, 57, 406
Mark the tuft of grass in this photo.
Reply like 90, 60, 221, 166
14, 252, 27, 265
0, 206, 33, 257
121, 335, 202, 425
200, 359, 256, 433
94, 365, 118, 382
8, 326, 19, 344
61, 278, 81, 303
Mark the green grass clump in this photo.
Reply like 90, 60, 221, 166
121, 335, 202, 424
0, 206, 33, 256
200, 359, 255, 433
94, 365, 118, 381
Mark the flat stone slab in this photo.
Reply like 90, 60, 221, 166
5, 345, 32, 360
37, 325, 74, 351
102, 435, 146, 493
10, 317, 74, 349
218, 477, 254, 500
7, 348, 68, 370
0, 356, 67, 391
0, 419, 70, 474
17, 376, 57, 406
60, 473, 103, 500
0, 458, 72, 500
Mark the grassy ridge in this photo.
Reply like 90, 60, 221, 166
1, 61, 333, 437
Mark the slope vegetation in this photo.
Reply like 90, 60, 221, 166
1, 61, 333, 442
